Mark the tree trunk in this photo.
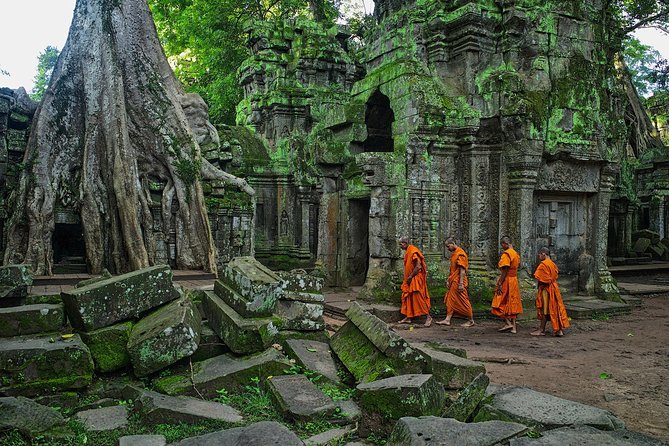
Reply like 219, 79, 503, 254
3, 0, 252, 275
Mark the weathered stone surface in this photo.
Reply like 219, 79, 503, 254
190, 321, 229, 362
274, 300, 325, 331
217, 256, 283, 317
632, 229, 661, 245
335, 399, 362, 424
413, 343, 486, 389
74, 270, 112, 288
0, 334, 93, 395
267, 374, 336, 421
632, 237, 651, 253
119, 435, 167, 446
0, 396, 66, 435
127, 297, 201, 377
0, 284, 27, 300
135, 389, 242, 425
153, 348, 291, 398
278, 270, 325, 293
357, 374, 446, 419
61, 265, 180, 331
305, 426, 355, 446
80, 321, 133, 372
73, 405, 128, 431
214, 279, 276, 318
475, 385, 625, 431
443, 372, 490, 421
284, 338, 340, 383
0, 304, 64, 337
282, 290, 325, 304
0, 264, 33, 287
330, 320, 397, 382
171, 421, 304, 445
389, 416, 528, 446
346, 302, 427, 368
509, 425, 666, 446
203, 290, 277, 354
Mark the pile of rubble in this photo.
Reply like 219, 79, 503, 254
0, 260, 663, 445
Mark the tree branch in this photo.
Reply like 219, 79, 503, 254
624, 8, 669, 34
200, 158, 255, 196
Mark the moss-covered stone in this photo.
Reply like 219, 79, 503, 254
80, 321, 133, 373
356, 374, 446, 419
0, 304, 64, 337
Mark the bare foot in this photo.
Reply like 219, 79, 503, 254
436, 319, 451, 326
498, 325, 513, 332
555, 330, 564, 337
510, 327, 517, 334
461, 321, 475, 328
530, 330, 546, 336
424, 316, 433, 327
399, 318, 412, 324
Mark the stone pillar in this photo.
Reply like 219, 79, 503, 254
625, 203, 636, 256
296, 186, 312, 258
650, 197, 666, 240
506, 161, 540, 275
316, 168, 342, 286
594, 165, 620, 300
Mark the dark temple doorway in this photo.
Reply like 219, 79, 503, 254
363, 90, 395, 153
347, 198, 370, 286
52, 223, 87, 273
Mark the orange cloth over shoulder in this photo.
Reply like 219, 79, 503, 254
444, 247, 473, 318
534, 257, 570, 332
491, 247, 523, 319
401, 244, 431, 318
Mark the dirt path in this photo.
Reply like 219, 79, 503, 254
392, 294, 669, 442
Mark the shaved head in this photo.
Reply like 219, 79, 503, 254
539, 247, 550, 256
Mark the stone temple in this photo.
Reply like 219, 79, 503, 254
1, 0, 666, 299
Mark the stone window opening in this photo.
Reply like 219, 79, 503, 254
363, 90, 395, 153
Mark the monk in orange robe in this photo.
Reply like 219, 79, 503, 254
436, 238, 475, 327
491, 236, 523, 333
399, 237, 432, 327
531, 247, 570, 337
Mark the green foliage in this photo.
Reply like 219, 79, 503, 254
31, 46, 60, 101
215, 376, 281, 422
623, 36, 664, 96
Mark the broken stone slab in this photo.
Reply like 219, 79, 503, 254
0, 304, 64, 337
266, 374, 337, 422
284, 339, 340, 383
0, 334, 93, 396
508, 424, 667, 446
119, 435, 167, 446
153, 348, 292, 398
203, 290, 277, 354
274, 300, 325, 331
356, 374, 446, 419
61, 265, 180, 331
135, 389, 243, 425
304, 425, 355, 446
0, 284, 27, 300
474, 385, 625, 431
127, 297, 201, 377
74, 269, 112, 288
388, 416, 528, 446
443, 372, 490, 421
0, 264, 33, 287
277, 270, 324, 293
0, 396, 66, 436
346, 302, 427, 368
80, 321, 133, 373
214, 279, 276, 318
632, 237, 651, 253
74, 405, 128, 431
281, 290, 325, 304
413, 343, 486, 389
335, 399, 362, 425
190, 321, 230, 362
330, 320, 399, 383
217, 256, 283, 317
423, 341, 468, 359
170, 421, 304, 446
275, 329, 331, 346
632, 229, 660, 244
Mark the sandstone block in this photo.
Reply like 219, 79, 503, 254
389, 417, 528, 446
413, 343, 486, 389
218, 256, 283, 317
284, 339, 340, 383
80, 321, 133, 372
443, 372, 490, 421
170, 421, 304, 446
357, 374, 446, 419
0, 396, 66, 435
73, 405, 128, 431
135, 389, 242, 425
267, 374, 337, 421
0, 304, 64, 337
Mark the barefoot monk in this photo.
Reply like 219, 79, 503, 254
531, 247, 569, 337
491, 236, 523, 333
437, 237, 475, 327
399, 237, 432, 327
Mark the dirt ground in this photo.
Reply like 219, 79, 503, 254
390, 293, 669, 442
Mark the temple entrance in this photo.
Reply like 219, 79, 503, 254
363, 90, 394, 153
52, 223, 87, 273
347, 198, 370, 286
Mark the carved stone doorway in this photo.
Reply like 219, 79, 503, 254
347, 198, 370, 286
52, 223, 87, 273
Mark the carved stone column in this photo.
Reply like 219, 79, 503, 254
594, 165, 620, 300
296, 186, 313, 258
506, 159, 540, 274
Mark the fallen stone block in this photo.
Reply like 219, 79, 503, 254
632, 229, 660, 244
135, 389, 242, 425
648, 243, 665, 259
632, 237, 651, 253
119, 435, 166, 446
413, 343, 486, 389
61, 265, 180, 331
80, 321, 133, 373
389, 416, 528, 446
274, 300, 325, 331
203, 290, 277, 354
190, 321, 229, 362
153, 348, 292, 398
0, 334, 93, 396
508, 424, 666, 446
443, 372, 490, 421
284, 339, 340, 383
357, 374, 446, 419
335, 399, 362, 425
266, 374, 337, 422
474, 385, 625, 431
217, 256, 283, 317
281, 290, 325, 304
304, 425, 355, 446
0, 264, 33, 287
278, 270, 324, 293
0, 304, 64, 337
127, 297, 201, 377
214, 279, 276, 318
170, 421, 304, 446
73, 405, 128, 432
74, 270, 112, 288
0, 396, 66, 436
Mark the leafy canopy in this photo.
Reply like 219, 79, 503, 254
31, 46, 60, 101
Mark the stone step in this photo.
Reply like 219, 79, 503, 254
564, 299, 631, 319
0, 303, 65, 337
73, 405, 128, 432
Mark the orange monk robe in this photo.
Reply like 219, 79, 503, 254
401, 244, 431, 318
444, 247, 473, 318
534, 257, 570, 332
491, 247, 523, 319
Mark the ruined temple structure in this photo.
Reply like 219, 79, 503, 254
217, 0, 663, 299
